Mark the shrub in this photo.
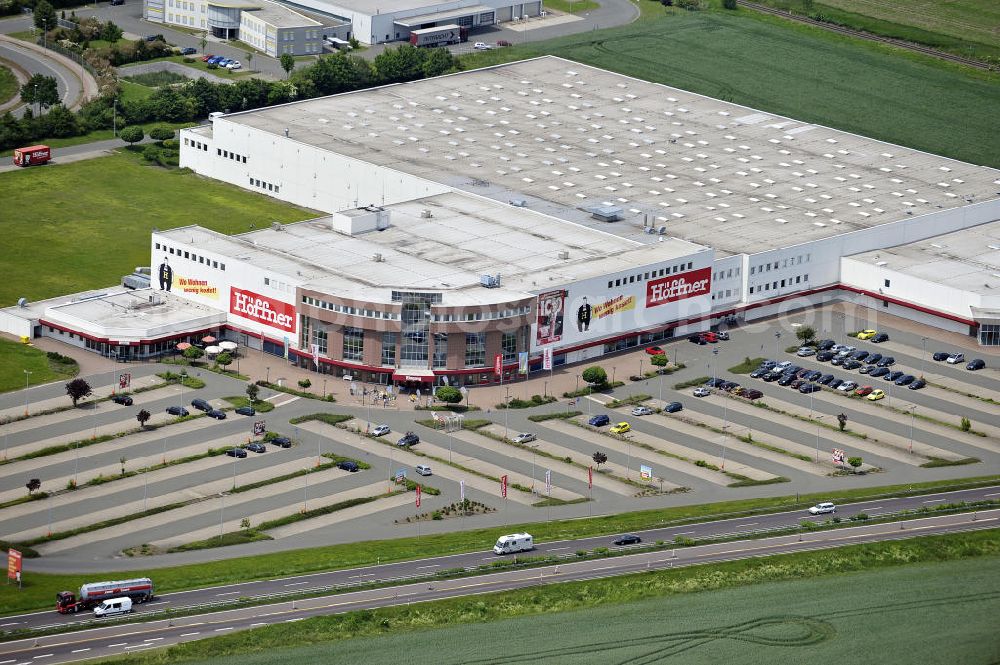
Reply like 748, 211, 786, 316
960, 417, 971, 432
722, 0, 736, 7
298, 379, 312, 389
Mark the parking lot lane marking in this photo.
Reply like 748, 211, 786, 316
216, 591, 241, 596
31, 655, 52, 660
283, 581, 309, 587
250, 623, 268, 627
179, 633, 200, 637
417, 565, 440, 569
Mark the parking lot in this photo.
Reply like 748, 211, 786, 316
0, 302, 997, 568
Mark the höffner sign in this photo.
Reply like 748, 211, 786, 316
645, 267, 712, 308
230, 288, 296, 333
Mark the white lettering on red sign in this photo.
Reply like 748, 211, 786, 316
645, 267, 712, 308
230, 288, 295, 333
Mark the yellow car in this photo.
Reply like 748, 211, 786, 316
867, 389, 885, 401
610, 422, 631, 434
856, 329, 878, 340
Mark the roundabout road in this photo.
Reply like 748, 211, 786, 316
0, 35, 88, 117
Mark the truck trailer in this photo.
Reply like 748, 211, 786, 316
13, 145, 51, 167
56, 578, 155, 614
409, 24, 468, 47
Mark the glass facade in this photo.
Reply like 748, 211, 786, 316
311, 326, 328, 354
501, 331, 517, 362
399, 294, 433, 367
432, 332, 449, 368
381, 331, 397, 366
342, 327, 363, 362
979, 324, 999, 346
465, 332, 485, 368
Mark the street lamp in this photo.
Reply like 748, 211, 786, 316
907, 406, 916, 454
720, 424, 728, 470
503, 387, 511, 439
34, 84, 39, 116
774, 331, 782, 357
23, 370, 32, 416
814, 415, 824, 462
921, 337, 928, 377
266, 366, 271, 383
612, 366, 616, 384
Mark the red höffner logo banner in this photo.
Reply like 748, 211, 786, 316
230, 288, 296, 333
645, 267, 712, 308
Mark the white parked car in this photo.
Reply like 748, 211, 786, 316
692, 387, 711, 397
512, 432, 537, 443
946, 353, 965, 364
226, 61, 241, 70
631, 406, 653, 416
808, 502, 836, 515
371, 424, 391, 436
415, 464, 432, 476
837, 381, 857, 392
796, 346, 815, 357
473, 41, 492, 50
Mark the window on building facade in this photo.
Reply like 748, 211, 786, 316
311, 326, 327, 354
501, 331, 517, 362
381, 331, 397, 366
465, 332, 485, 368
979, 324, 999, 346
343, 327, 363, 362
432, 332, 448, 368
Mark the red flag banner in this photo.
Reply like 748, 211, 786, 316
500, 474, 508, 498
7, 549, 22, 581
416, 484, 422, 508
588, 466, 593, 489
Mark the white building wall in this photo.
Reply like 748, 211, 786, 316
840, 258, 980, 322
709, 254, 743, 309
163, 0, 208, 31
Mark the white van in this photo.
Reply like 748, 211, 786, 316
415, 464, 432, 476
93, 597, 133, 617
493, 533, 533, 555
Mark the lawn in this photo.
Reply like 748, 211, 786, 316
88, 531, 1000, 664
0, 151, 316, 306
121, 56, 257, 79
0, 64, 17, 107
538, 0, 600, 13
0, 337, 79, 393
120, 80, 154, 103
461, 8, 1000, 168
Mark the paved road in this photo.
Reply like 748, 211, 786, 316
3, 484, 996, 636
0, 507, 995, 663
0, 36, 80, 117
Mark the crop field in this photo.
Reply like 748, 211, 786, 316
108, 538, 1000, 665
464, 10, 1000, 169
0, 152, 316, 306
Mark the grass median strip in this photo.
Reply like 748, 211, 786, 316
527, 410, 583, 422
674, 376, 710, 390
222, 396, 274, 413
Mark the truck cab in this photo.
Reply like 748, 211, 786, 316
56, 591, 81, 614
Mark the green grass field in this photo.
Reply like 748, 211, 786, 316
0, 337, 78, 393
463, 8, 1000, 168
0, 151, 316, 306
0, 64, 17, 107
120, 80, 155, 103
817, 0, 1000, 49
0, 121, 197, 158
90, 530, 1000, 665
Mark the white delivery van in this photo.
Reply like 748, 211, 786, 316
93, 597, 133, 617
493, 533, 533, 555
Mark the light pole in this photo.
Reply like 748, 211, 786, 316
711, 348, 718, 387
232, 449, 238, 488
530, 444, 536, 492
303, 469, 309, 512
503, 387, 511, 439
921, 337, 927, 377
23, 370, 32, 416
34, 84, 39, 116
323, 379, 327, 399
908, 406, 916, 454
219, 493, 225, 540
720, 425, 728, 470
814, 415, 824, 462
611, 366, 616, 385
639, 358, 644, 380
266, 366, 271, 384
774, 331, 782, 358
143, 472, 148, 512
543, 380, 548, 398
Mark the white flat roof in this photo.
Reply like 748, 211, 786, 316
225, 56, 1000, 256
158, 191, 706, 305
848, 221, 1000, 297
304, 0, 460, 18
248, 0, 321, 27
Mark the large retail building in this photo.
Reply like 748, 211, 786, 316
3, 57, 998, 382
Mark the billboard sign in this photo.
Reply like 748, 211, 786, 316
646, 267, 712, 308
535, 290, 566, 345
640, 464, 653, 480
230, 287, 296, 334
7, 548, 21, 581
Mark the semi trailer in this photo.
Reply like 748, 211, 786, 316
56, 578, 155, 614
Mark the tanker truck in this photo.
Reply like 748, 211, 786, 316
56, 578, 155, 614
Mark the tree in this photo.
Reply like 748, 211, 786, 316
372, 44, 425, 84
136, 409, 151, 429
650, 354, 669, 369
435, 385, 462, 404
40, 104, 78, 137
182, 345, 205, 362
847, 456, 862, 472
99, 20, 123, 43
119, 125, 144, 145
216, 352, 233, 370
246, 383, 260, 401
421, 48, 454, 77
199, 32, 207, 53
722, 0, 737, 8
592, 451, 608, 470
280, 52, 295, 78
837, 413, 848, 432
66, 378, 92, 406
240, 517, 252, 532
120, 456, 127, 476
21, 74, 59, 110
582, 366, 608, 387
26, 478, 41, 495
298, 378, 312, 389
148, 126, 174, 142
245, 51, 253, 71
795, 326, 816, 344
33, 0, 56, 32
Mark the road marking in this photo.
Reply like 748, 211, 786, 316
143, 637, 164, 642
985, 492, 1000, 497
214, 627, 233, 632
216, 591, 241, 596
547, 547, 570, 551
145, 601, 167, 606
285, 618, 304, 623
32, 656, 52, 660
737, 523, 759, 528
675, 531, 694, 535
107, 643, 127, 648
417, 565, 440, 569
0, 622, 22, 627
250, 623, 268, 627
0, 659, 15, 663
179, 632, 200, 637
70, 650, 90, 654
284, 581, 309, 587
923, 499, 945, 503
867, 506, 882, 511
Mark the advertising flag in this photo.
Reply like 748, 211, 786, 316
518, 351, 529, 375
415, 484, 421, 508
832, 448, 846, 465
494, 353, 503, 376
545, 469, 552, 496
640, 464, 653, 480
118, 373, 131, 389
500, 474, 508, 499
253, 421, 266, 436
588, 466, 593, 489
542, 347, 553, 371
311, 343, 320, 368
460, 479, 465, 502
7, 549, 21, 581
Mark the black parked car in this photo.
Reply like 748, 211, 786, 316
932, 352, 950, 362
191, 398, 212, 412
688, 335, 707, 345
805, 370, 823, 382
112, 394, 133, 406
613, 534, 642, 546
235, 406, 255, 416
719, 381, 739, 392
869, 367, 889, 378
270, 436, 292, 448
884, 371, 904, 382
397, 432, 420, 447
750, 368, 769, 379
762, 372, 781, 382
966, 359, 986, 371
876, 356, 895, 367
744, 389, 763, 400
179, 46, 197, 55
790, 379, 804, 390
895, 374, 915, 386
851, 350, 869, 361
166, 405, 189, 416
817, 374, 835, 385
908, 379, 927, 390
829, 378, 844, 390
226, 448, 247, 458
871, 332, 889, 343
705, 378, 725, 388
843, 360, 863, 370
816, 339, 836, 351
778, 374, 796, 386
207, 409, 227, 420
665, 402, 683, 413
799, 383, 820, 394
816, 351, 835, 362
337, 460, 360, 472
245, 442, 266, 453
866, 353, 883, 365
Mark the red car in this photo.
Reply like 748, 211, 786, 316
854, 385, 873, 397
700, 332, 718, 343
645, 346, 665, 355
201, 54, 214, 61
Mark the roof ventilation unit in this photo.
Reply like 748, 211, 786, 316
509, 199, 527, 207
271, 222, 283, 231
587, 205, 623, 222
372, 253, 385, 262
421, 209, 433, 218
480, 274, 502, 288
558, 251, 569, 259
